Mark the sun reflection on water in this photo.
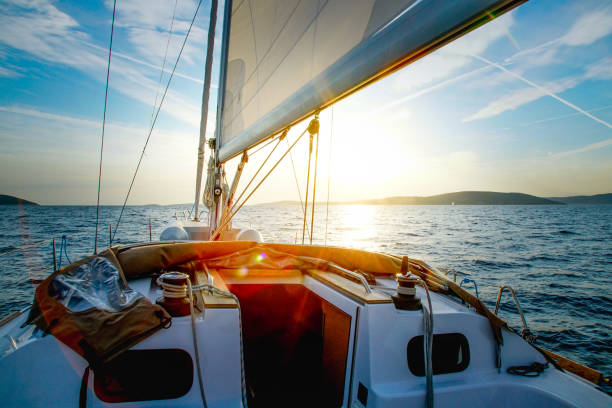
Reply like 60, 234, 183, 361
336, 205, 378, 249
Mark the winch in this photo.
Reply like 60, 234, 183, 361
392, 273, 422, 310
156, 271, 193, 317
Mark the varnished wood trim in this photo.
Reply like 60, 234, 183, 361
309, 270, 391, 304
536, 346, 607, 385
0, 310, 22, 328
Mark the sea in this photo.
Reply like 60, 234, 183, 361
0, 204, 610, 379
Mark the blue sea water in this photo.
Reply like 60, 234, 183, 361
0, 204, 610, 378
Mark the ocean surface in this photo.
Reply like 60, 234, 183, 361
0, 204, 610, 379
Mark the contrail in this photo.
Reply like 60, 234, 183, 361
471, 54, 612, 129
373, 65, 491, 115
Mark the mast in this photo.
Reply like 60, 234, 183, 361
193, 0, 219, 221
209, 0, 233, 234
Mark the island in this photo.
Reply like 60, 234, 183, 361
547, 193, 612, 205
0, 195, 39, 205
258, 191, 605, 206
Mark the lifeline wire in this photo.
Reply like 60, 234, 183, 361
112, 0, 204, 244
94, 0, 117, 254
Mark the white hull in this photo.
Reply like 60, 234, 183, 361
0, 238, 608, 407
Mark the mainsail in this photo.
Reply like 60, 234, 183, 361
215, 0, 524, 162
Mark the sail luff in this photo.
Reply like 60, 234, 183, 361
217, 0, 525, 163
194, 0, 219, 221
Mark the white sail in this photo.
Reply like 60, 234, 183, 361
217, 0, 523, 162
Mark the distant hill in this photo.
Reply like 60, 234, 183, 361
261, 191, 564, 206
347, 191, 562, 205
0, 195, 39, 205
548, 193, 612, 205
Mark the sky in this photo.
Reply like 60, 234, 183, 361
0, 0, 611, 205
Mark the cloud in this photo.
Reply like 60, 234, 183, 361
0, 0, 205, 127
463, 77, 580, 122
106, 0, 198, 30
83, 41, 205, 85
0, 65, 21, 78
0, 0, 104, 71
551, 138, 612, 159
127, 26, 205, 66
561, 9, 612, 46
463, 57, 612, 125
584, 57, 612, 80
374, 65, 490, 115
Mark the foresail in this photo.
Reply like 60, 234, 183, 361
217, 0, 523, 162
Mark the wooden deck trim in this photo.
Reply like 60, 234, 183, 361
0, 310, 22, 328
536, 346, 608, 385
195, 269, 237, 309
308, 270, 391, 304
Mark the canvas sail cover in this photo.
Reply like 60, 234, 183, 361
26, 250, 170, 366
217, 0, 522, 162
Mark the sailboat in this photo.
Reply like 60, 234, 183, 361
0, 0, 609, 407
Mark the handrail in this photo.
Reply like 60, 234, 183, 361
327, 264, 372, 294
460, 277, 479, 298
494, 285, 535, 343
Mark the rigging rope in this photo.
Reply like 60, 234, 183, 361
248, 133, 281, 157
287, 138, 310, 241
302, 114, 319, 244
211, 124, 310, 240
112, 0, 204, 244
94, 0, 117, 254
325, 106, 333, 246
219, 134, 284, 228
302, 134, 313, 244
309, 127, 319, 245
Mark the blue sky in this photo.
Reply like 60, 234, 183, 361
0, 0, 611, 205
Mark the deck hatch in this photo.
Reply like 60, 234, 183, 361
407, 333, 470, 376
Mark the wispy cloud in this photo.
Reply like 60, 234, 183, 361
83, 42, 206, 86
463, 75, 580, 122
374, 65, 491, 115
551, 138, 612, 159
0, 65, 21, 78
463, 55, 612, 129
105, 0, 198, 30
560, 8, 612, 46
584, 57, 612, 80
0, 0, 206, 127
